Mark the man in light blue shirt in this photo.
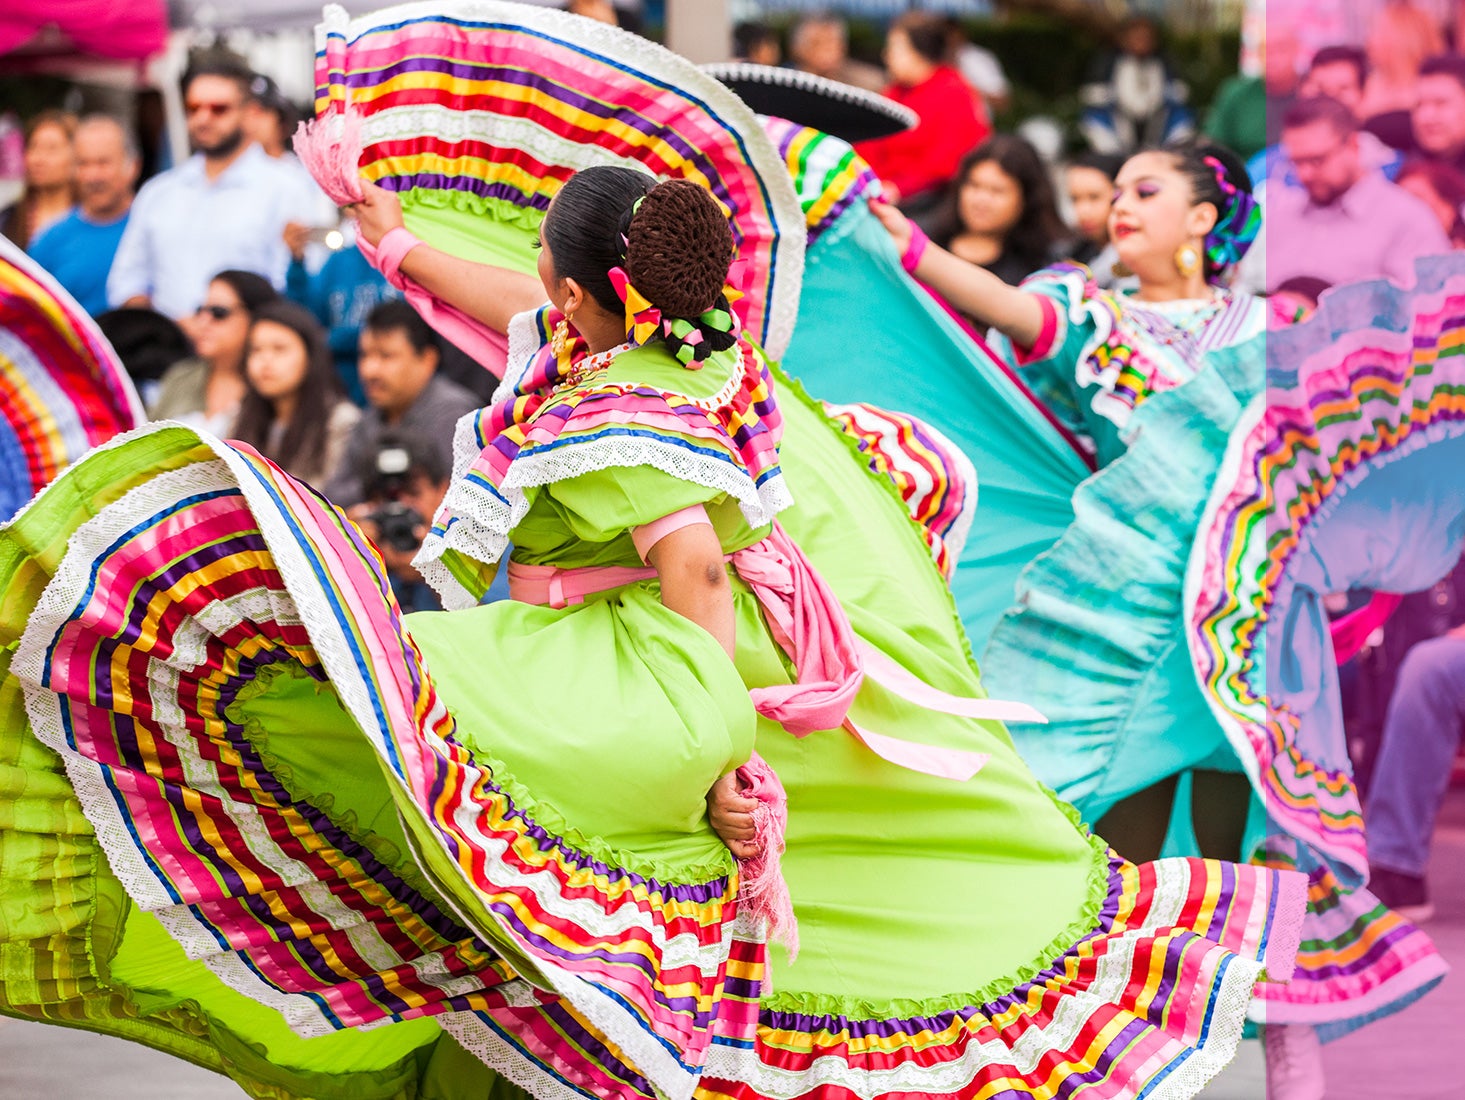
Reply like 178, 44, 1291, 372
107, 56, 316, 320
29, 115, 138, 316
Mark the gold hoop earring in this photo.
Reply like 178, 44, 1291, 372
1174, 244, 1202, 279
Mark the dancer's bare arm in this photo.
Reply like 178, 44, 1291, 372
870, 199, 1047, 349
647, 522, 736, 662
349, 178, 545, 335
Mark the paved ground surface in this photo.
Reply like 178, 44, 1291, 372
0, 1019, 1266, 1099
3, 792, 1461, 1099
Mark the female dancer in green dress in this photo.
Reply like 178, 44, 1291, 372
0, 5, 1304, 1098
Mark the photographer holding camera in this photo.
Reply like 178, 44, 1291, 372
351, 430, 452, 611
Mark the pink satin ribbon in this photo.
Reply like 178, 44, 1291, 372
357, 229, 510, 377
505, 524, 1045, 780
1331, 592, 1402, 665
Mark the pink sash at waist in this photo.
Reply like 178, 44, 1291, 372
506, 524, 1046, 781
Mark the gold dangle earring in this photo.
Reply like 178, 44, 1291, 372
1173, 243, 1202, 279
551, 313, 572, 358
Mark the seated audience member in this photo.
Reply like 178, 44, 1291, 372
1395, 158, 1465, 246
934, 136, 1067, 287
788, 13, 885, 93
149, 270, 278, 433
732, 22, 781, 67
323, 300, 480, 508
107, 55, 317, 319
1256, 45, 1403, 185
248, 72, 336, 231
284, 221, 398, 403
1366, 54, 1465, 173
1364, 556, 1465, 923
1261, 23, 1303, 153
1305, 45, 1369, 118
1205, 46, 1268, 162
28, 116, 139, 316
243, 72, 297, 160
1268, 96, 1449, 290
1, 110, 76, 250
231, 300, 361, 485
1079, 15, 1193, 156
855, 13, 989, 208
1267, 275, 1332, 325
1063, 150, 1126, 282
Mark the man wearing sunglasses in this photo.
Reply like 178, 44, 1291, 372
106, 55, 316, 321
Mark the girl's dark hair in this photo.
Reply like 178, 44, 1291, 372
890, 12, 950, 65
210, 269, 279, 314
543, 166, 738, 364
233, 300, 342, 479
1149, 139, 1254, 278
1067, 150, 1126, 183
937, 135, 1066, 277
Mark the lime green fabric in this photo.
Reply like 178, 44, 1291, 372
0, 342, 1105, 1093
752, 367, 1098, 1006
0, 582, 459, 1100
404, 191, 542, 276
407, 588, 756, 863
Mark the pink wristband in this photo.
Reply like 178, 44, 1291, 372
376, 226, 423, 285
632, 504, 714, 563
901, 223, 930, 274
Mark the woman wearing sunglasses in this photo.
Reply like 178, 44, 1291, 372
147, 268, 277, 432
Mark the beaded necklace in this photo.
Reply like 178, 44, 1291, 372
553, 341, 633, 393
551, 340, 748, 412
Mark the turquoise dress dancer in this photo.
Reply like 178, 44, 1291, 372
797, 129, 1453, 1096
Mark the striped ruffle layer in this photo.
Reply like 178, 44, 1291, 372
5, 425, 765, 1100
822, 400, 977, 580
1, 420, 1308, 1098
761, 118, 881, 247
700, 853, 1303, 1100
0, 237, 142, 517
312, 0, 806, 360
1186, 256, 1465, 1030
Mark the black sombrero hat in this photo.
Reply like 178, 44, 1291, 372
701, 62, 916, 143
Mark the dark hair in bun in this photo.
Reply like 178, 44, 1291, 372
543, 167, 739, 364
626, 179, 735, 319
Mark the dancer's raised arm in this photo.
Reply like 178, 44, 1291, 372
350, 178, 546, 337
870, 199, 1047, 349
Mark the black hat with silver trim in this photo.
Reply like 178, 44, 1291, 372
701, 63, 916, 144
